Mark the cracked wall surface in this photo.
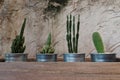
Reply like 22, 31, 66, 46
0, 0, 120, 58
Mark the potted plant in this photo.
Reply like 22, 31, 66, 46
90, 32, 116, 62
36, 33, 57, 62
5, 18, 28, 62
63, 14, 85, 62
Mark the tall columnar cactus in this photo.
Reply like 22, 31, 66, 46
92, 32, 105, 53
66, 14, 80, 53
11, 18, 26, 53
40, 33, 55, 54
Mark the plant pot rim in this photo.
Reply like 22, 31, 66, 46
5, 53, 28, 54
36, 53, 57, 55
64, 53, 85, 54
90, 53, 116, 54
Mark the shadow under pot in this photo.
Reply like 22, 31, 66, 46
36, 54, 57, 62
5, 53, 28, 62
63, 53, 85, 62
90, 53, 116, 62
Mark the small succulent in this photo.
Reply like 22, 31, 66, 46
11, 18, 26, 53
40, 33, 55, 54
92, 32, 105, 53
66, 14, 80, 53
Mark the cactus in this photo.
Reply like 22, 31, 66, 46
40, 33, 55, 54
11, 18, 26, 53
92, 32, 105, 53
66, 14, 80, 53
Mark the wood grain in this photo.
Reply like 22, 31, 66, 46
0, 62, 120, 80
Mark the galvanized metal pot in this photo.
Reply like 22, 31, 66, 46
36, 54, 57, 62
63, 53, 85, 62
90, 53, 116, 62
5, 53, 28, 62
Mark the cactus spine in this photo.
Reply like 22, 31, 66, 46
40, 33, 55, 54
11, 18, 26, 53
92, 32, 105, 53
66, 14, 80, 53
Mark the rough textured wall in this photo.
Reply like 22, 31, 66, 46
54, 0, 120, 57
0, 0, 50, 58
0, 0, 120, 58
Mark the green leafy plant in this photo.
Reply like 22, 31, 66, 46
11, 18, 26, 53
40, 33, 55, 54
66, 14, 80, 53
92, 32, 105, 53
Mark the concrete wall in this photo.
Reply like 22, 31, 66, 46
0, 0, 120, 58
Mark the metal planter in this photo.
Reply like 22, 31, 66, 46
90, 53, 116, 62
36, 54, 57, 62
5, 53, 28, 62
63, 53, 85, 62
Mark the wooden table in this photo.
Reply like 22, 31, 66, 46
0, 62, 120, 80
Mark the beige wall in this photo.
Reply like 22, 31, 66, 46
0, 0, 120, 58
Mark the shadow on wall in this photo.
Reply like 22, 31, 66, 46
43, 0, 69, 17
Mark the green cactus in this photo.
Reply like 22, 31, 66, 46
40, 33, 55, 54
92, 32, 105, 53
11, 18, 26, 53
66, 14, 80, 53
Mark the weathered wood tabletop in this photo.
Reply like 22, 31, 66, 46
0, 62, 120, 80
